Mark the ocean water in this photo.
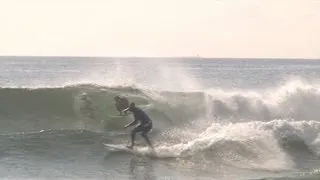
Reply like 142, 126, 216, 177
0, 57, 320, 180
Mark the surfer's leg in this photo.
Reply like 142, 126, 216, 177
128, 131, 135, 149
128, 126, 143, 149
141, 124, 153, 148
141, 132, 153, 148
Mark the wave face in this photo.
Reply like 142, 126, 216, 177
2, 80, 320, 129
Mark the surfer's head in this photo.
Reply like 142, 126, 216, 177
128, 102, 136, 111
114, 96, 121, 101
80, 93, 88, 100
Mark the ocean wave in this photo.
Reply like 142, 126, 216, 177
1, 80, 320, 133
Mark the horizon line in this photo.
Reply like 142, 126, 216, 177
0, 55, 320, 60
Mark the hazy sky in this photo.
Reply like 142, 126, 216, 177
0, 0, 319, 58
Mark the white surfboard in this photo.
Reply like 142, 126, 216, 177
104, 143, 134, 152
103, 143, 157, 157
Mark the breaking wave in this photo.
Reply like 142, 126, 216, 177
1, 79, 320, 172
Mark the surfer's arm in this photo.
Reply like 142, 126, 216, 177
124, 119, 138, 128
121, 107, 130, 114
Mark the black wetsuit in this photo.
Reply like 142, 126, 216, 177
126, 106, 153, 147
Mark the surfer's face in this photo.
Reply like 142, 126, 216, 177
128, 106, 134, 111
128, 104, 136, 112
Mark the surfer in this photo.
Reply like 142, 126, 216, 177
123, 102, 153, 149
80, 93, 95, 119
115, 95, 129, 116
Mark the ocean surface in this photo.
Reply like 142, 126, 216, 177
0, 57, 320, 180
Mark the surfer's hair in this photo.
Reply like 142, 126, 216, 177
130, 102, 135, 108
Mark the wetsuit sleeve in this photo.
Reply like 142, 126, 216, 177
125, 119, 138, 128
